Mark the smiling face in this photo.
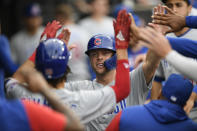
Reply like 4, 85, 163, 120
89, 49, 114, 75
165, 0, 192, 17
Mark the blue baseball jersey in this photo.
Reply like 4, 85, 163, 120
107, 100, 197, 131
0, 99, 30, 131
0, 35, 18, 98
186, 16, 197, 28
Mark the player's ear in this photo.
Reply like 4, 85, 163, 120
187, 4, 192, 14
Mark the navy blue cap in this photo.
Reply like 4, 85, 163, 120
162, 74, 193, 107
24, 3, 41, 17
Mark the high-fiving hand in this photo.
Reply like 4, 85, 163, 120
113, 10, 131, 49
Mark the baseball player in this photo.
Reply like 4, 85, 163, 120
151, 0, 197, 100
135, 25, 197, 114
106, 74, 197, 131
152, 5, 197, 32
6, 10, 131, 125
6, 10, 162, 130
151, 0, 197, 95
0, 35, 18, 98
0, 24, 83, 131
141, 3, 197, 121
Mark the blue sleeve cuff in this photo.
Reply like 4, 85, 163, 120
193, 85, 197, 94
186, 16, 197, 28
154, 76, 165, 82
146, 90, 151, 100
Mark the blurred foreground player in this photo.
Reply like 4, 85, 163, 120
2, 68, 83, 131
107, 74, 197, 131
6, 13, 131, 125
0, 23, 83, 131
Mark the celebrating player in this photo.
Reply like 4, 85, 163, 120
0, 23, 83, 131
6, 10, 162, 130
106, 74, 197, 131
5, 10, 131, 126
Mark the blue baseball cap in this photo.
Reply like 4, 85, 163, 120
162, 74, 193, 107
24, 3, 41, 17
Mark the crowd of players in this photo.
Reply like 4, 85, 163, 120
1, 0, 197, 130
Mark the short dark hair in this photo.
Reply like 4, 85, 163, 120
55, 4, 73, 20
46, 66, 71, 87
161, 0, 191, 5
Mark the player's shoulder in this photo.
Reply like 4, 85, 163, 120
5, 78, 20, 88
64, 80, 94, 91
129, 63, 143, 76
78, 17, 92, 25
10, 30, 26, 43
103, 16, 113, 22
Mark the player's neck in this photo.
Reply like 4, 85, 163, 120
55, 82, 65, 89
174, 27, 190, 37
91, 14, 105, 22
96, 70, 116, 86
26, 27, 38, 36
62, 20, 74, 26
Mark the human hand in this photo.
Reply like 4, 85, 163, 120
40, 20, 62, 41
152, 5, 186, 33
138, 27, 172, 58
113, 10, 131, 49
129, 13, 140, 47
150, 5, 172, 34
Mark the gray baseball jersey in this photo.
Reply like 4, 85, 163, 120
155, 29, 197, 122
156, 29, 197, 84
6, 79, 116, 124
6, 64, 151, 130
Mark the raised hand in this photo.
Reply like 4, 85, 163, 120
138, 27, 172, 58
150, 4, 172, 34
40, 20, 62, 41
152, 5, 186, 32
129, 13, 140, 47
113, 10, 131, 49
57, 28, 71, 45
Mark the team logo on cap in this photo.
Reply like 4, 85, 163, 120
94, 38, 102, 45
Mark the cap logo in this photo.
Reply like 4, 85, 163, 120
94, 38, 102, 45
45, 68, 53, 76
170, 96, 177, 102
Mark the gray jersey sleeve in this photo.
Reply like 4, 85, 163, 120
55, 87, 116, 124
65, 80, 94, 91
166, 50, 197, 81
5, 78, 47, 105
155, 62, 165, 79
127, 63, 152, 105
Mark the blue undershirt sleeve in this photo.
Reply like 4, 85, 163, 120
167, 37, 197, 59
186, 16, 197, 28
0, 35, 18, 75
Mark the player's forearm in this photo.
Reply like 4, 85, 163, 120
112, 49, 130, 102
186, 16, 197, 28
13, 60, 35, 83
143, 50, 161, 84
40, 86, 84, 131
167, 37, 197, 59
166, 50, 197, 81
116, 49, 128, 60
